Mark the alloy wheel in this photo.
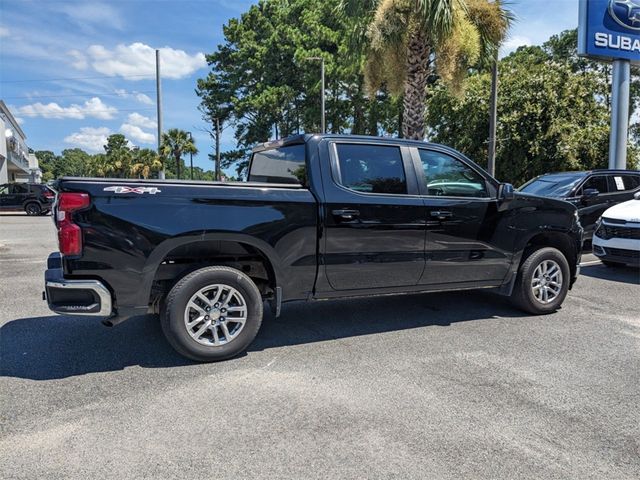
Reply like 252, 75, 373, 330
183, 284, 248, 346
531, 259, 563, 304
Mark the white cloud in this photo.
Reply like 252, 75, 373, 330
15, 97, 117, 120
120, 113, 156, 144
126, 112, 156, 129
68, 49, 88, 70
135, 93, 153, 105
114, 89, 154, 105
58, 2, 124, 30
64, 127, 111, 152
120, 123, 155, 144
15, 117, 25, 125
76, 43, 206, 80
500, 35, 533, 57
0, 26, 9, 38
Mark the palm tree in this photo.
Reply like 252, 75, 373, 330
131, 148, 163, 179
357, 0, 511, 140
89, 153, 113, 178
160, 129, 198, 180
102, 133, 134, 178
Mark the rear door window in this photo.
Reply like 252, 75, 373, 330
334, 144, 407, 194
248, 144, 306, 184
610, 174, 640, 192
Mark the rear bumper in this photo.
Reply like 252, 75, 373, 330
44, 253, 113, 317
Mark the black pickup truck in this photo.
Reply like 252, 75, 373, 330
45, 134, 582, 361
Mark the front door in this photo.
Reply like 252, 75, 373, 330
322, 141, 426, 291
0, 184, 25, 210
412, 148, 511, 286
0, 184, 10, 209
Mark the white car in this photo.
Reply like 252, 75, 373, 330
592, 192, 640, 267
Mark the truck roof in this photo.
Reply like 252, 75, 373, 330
251, 133, 449, 153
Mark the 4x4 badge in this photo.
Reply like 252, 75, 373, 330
103, 186, 162, 194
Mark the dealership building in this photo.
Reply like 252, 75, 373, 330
0, 100, 41, 184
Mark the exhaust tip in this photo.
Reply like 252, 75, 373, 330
101, 319, 114, 327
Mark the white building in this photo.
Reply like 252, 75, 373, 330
0, 100, 42, 184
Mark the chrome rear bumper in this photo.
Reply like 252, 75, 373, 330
44, 253, 113, 317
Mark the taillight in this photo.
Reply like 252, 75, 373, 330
57, 192, 90, 256
43, 190, 55, 199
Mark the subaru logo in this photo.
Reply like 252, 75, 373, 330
609, 0, 640, 31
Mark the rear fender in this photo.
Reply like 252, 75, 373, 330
139, 232, 284, 307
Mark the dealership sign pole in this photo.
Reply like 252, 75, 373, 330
578, 0, 640, 170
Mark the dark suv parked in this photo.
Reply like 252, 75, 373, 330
0, 183, 55, 215
518, 170, 640, 240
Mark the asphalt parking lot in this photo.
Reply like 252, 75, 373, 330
1, 214, 639, 479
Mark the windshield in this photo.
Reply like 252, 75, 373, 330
519, 174, 584, 198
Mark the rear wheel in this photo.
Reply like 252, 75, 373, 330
161, 266, 263, 362
510, 247, 570, 314
24, 202, 42, 216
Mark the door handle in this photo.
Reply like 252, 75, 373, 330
430, 210, 453, 219
332, 209, 360, 221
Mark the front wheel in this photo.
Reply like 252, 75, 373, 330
510, 247, 570, 314
161, 266, 263, 362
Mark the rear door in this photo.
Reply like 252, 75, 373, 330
322, 141, 426, 290
412, 147, 511, 286
607, 173, 640, 205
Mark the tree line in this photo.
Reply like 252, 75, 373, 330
36, 129, 220, 183
39, 1, 639, 185
196, 0, 639, 184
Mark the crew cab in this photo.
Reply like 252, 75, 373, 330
44, 134, 583, 361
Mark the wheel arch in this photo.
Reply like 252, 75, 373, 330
520, 229, 579, 280
498, 228, 580, 297
141, 232, 283, 307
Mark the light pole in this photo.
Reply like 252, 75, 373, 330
188, 131, 194, 180
156, 49, 164, 179
487, 50, 498, 177
609, 60, 630, 170
305, 56, 325, 134
215, 117, 221, 181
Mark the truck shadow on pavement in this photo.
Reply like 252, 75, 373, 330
1, 290, 527, 381
579, 264, 640, 285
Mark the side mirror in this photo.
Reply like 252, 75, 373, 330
582, 188, 599, 199
499, 183, 515, 201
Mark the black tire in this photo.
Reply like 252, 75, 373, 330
510, 247, 570, 314
160, 266, 263, 362
601, 260, 620, 268
24, 202, 42, 216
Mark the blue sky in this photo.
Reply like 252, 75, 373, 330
0, 0, 579, 172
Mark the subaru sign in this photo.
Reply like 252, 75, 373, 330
578, 0, 640, 64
